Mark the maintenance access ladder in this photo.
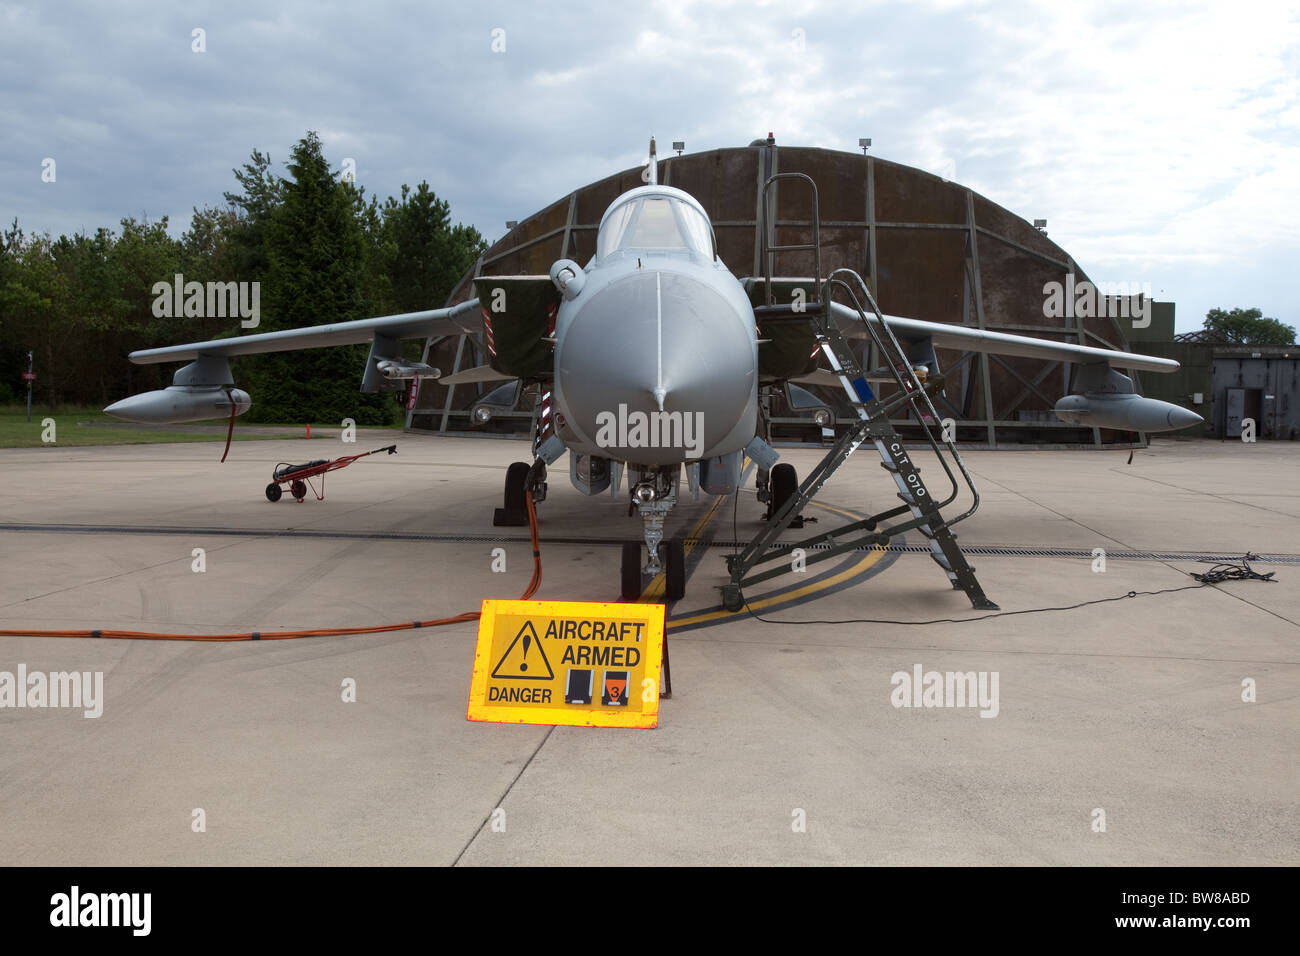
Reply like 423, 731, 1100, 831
721, 173, 998, 612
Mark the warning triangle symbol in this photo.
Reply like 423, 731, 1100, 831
491, 621, 554, 681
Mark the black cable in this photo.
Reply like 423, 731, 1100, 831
742, 555, 1275, 626
732, 484, 740, 555
1191, 552, 1276, 584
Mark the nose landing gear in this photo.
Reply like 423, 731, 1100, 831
621, 536, 686, 602
620, 469, 686, 601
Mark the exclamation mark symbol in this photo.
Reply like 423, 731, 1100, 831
520, 633, 530, 672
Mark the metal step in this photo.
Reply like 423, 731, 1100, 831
724, 174, 998, 612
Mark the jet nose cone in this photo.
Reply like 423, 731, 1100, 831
557, 269, 755, 463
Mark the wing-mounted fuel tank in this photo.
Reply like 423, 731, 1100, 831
471, 276, 561, 380
1054, 362, 1202, 432
104, 355, 250, 424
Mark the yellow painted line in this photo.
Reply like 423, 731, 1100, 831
667, 539, 888, 629
650, 477, 888, 626
632, 460, 886, 620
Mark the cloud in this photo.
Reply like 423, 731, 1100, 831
1, 0, 1295, 330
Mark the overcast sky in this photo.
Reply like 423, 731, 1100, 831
2, 0, 1296, 333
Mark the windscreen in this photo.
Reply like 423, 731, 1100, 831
596, 196, 713, 259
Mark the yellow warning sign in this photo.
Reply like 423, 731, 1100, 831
467, 600, 665, 728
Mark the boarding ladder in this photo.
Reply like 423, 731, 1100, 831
721, 173, 998, 611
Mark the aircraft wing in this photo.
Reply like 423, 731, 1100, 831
815, 303, 1199, 431
126, 300, 481, 364
105, 299, 486, 424
748, 276, 1199, 430
831, 303, 1178, 374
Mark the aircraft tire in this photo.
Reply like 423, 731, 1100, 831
621, 542, 642, 601
769, 463, 797, 519
504, 461, 531, 511
663, 537, 686, 601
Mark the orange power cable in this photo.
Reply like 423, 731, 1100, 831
0, 492, 542, 642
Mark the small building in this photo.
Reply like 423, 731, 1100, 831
1209, 347, 1299, 440
1131, 312, 1298, 440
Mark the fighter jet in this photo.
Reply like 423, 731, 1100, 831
106, 138, 1201, 601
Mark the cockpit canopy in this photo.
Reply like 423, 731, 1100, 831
595, 186, 715, 262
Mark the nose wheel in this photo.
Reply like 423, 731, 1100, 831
663, 537, 686, 601
621, 542, 642, 600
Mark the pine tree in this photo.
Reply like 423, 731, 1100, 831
248, 131, 392, 424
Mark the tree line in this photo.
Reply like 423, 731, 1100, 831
0, 131, 485, 423
1200, 308, 1295, 346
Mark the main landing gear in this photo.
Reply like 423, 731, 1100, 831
766, 462, 802, 526
757, 462, 803, 527
493, 460, 547, 527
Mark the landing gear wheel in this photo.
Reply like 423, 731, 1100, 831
265, 483, 282, 502
621, 542, 642, 601
504, 461, 530, 510
493, 461, 532, 527
768, 463, 797, 519
661, 537, 686, 601
291, 480, 307, 501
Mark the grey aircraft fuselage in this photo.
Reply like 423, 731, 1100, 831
549, 184, 758, 478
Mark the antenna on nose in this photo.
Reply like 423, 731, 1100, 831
646, 136, 658, 185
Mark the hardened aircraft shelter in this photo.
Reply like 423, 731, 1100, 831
409, 141, 1148, 447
